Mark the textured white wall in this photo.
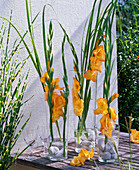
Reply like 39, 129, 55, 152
0, 0, 118, 151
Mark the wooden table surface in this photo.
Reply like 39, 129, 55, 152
11, 132, 139, 170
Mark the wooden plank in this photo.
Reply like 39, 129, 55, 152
11, 132, 139, 169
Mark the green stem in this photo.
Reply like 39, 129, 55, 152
63, 116, 66, 157
49, 105, 53, 142
55, 120, 62, 141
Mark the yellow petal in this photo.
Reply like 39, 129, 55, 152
90, 57, 102, 73
44, 85, 49, 101
130, 129, 139, 144
94, 98, 108, 115
90, 148, 94, 158
72, 77, 80, 93
110, 93, 119, 102
93, 45, 105, 62
73, 66, 77, 73
52, 68, 54, 72
100, 114, 114, 137
109, 107, 117, 123
40, 71, 49, 83
70, 156, 82, 166
84, 70, 97, 82
52, 78, 64, 90
73, 95, 84, 116
79, 149, 90, 160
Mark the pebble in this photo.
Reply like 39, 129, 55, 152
111, 153, 117, 159
82, 140, 92, 146
55, 148, 67, 158
110, 147, 116, 154
49, 146, 59, 155
88, 132, 95, 141
101, 151, 111, 160
105, 142, 112, 152
98, 138, 105, 151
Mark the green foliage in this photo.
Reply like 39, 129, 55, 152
0, 14, 30, 169
116, 0, 139, 131
59, 0, 117, 139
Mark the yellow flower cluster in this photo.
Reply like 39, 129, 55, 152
84, 41, 105, 82
70, 148, 94, 166
72, 78, 84, 116
94, 94, 119, 137
41, 70, 65, 123
130, 129, 139, 144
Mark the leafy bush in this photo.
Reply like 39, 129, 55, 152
116, 0, 139, 131
0, 13, 31, 169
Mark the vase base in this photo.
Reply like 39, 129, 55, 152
98, 156, 117, 163
48, 156, 68, 161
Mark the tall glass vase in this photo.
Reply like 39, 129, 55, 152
96, 124, 120, 162
48, 123, 68, 161
47, 95, 69, 161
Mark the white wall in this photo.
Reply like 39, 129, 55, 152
0, 0, 118, 151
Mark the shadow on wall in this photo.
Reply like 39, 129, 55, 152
12, 13, 96, 152
1, 0, 118, 151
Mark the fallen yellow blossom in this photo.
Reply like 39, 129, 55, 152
70, 148, 94, 166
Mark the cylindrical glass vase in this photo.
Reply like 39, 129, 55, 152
47, 93, 69, 161
74, 128, 96, 153
96, 124, 120, 162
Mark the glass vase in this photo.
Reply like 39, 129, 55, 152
74, 128, 96, 153
96, 124, 120, 162
47, 93, 69, 161
48, 137, 68, 161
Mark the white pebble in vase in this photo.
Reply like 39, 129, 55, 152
55, 148, 67, 158
98, 138, 105, 151
101, 151, 111, 160
111, 153, 117, 159
49, 146, 59, 155
105, 142, 112, 152
110, 147, 116, 154
88, 132, 95, 141
82, 140, 91, 146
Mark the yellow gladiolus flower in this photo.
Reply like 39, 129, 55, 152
109, 107, 117, 123
52, 108, 63, 123
44, 85, 49, 101
70, 156, 82, 166
93, 45, 105, 62
83, 70, 97, 82
72, 77, 80, 94
90, 56, 102, 73
70, 148, 94, 166
130, 129, 139, 144
40, 71, 49, 83
100, 114, 114, 137
73, 94, 84, 116
52, 92, 65, 123
110, 93, 119, 102
72, 78, 84, 116
52, 78, 64, 90
94, 98, 108, 115
79, 149, 91, 164
53, 92, 65, 109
